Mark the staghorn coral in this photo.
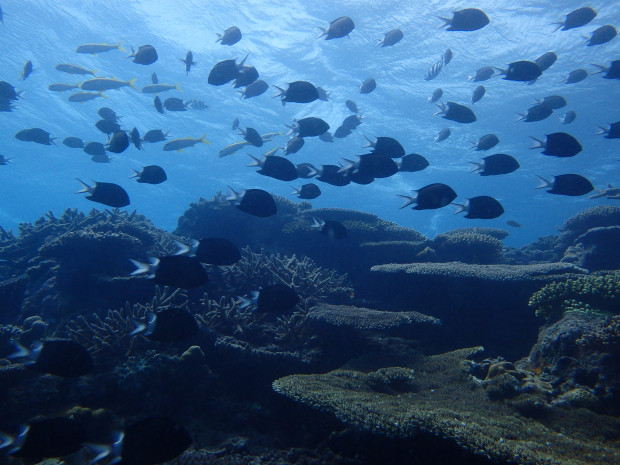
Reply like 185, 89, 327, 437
528, 273, 620, 321
196, 294, 261, 337
63, 286, 188, 362
433, 231, 504, 264
273, 347, 620, 465
217, 247, 352, 305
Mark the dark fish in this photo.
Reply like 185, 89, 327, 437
537, 174, 593, 196
454, 196, 504, 219
443, 48, 453, 65
95, 119, 121, 135
436, 101, 476, 123
397, 153, 429, 172
241, 79, 269, 99
164, 97, 187, 111
91, 154, 112, 164
316, 86, 330, 101
345, 99, 358, 112
348, 169, 374, 186
470, 153, 520, 176
471, 85, 485, 104
291, 117, 329, 137
154, 95, 164, 113
208, 56, 245, 86
240, 284, 300, 314
536, 95, 567, 110
378, 28, 403, 47
497, 61, 541, 82
435, 128, 451, 142
6, 417, 86, 459
597, 122, 620, 139
399, 183, 457, 210
506, 220, 522, 228
249, 154, 298, 181
111, 417, 192, 465
0, 80, 20, 101
176, 237, 241, 265
424, 61, 442, 81
341, 114, 362, 131
586, 25, 616, 46
133, 307, 199, 342
555, 7, 597, 31
283, 136, 304, 155
62, 137, 84, 148
316, 165, 350, 186
181, 50, 196, 74
239, 127, 263, 147
592, 60, 620, 80
234, 66, 259, 88
151, 72, 159, 84
342, 153, 398, 179
130, 255, 208, 289
107, 131, 129, 154
472, 134, 499, 151
227, 187, 277, 217
364, 136, 405, 158
292, 183, 321, 199
129, 45, 158, 65
535, 52, 557, 72
274, 81, 319, 105
142, 130, 169, 143
319, 16, 355, 40
130, 128, 143, 150
98, 107, 119, 122
561, 110, 577, 125
83, 141, 107, 155
217, 26, 242, 45
131, 165, 167, 184
312, 218, 347, 239
15, 128, 55, 145
0, 154, 12, 165
232, 118, 240, 130
296, 163, 318, 179
20, 60, 33, 80
76, 179, 130, 207
563, 69, 587, 84
55, 63, 97, 75
428, 88, 443, 103
439, 8, 489, 31
334, 125, 352, 138
519, 103, 553, 122
319, 132, 333, 142
470, 66, 495, 81
9, 339, 93, 378
360, 77, 376, 94
530, 132, 582, 157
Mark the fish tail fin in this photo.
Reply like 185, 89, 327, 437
50, 137, 57, 145
338, 158, 356, 173
129, 319, 147, 336
129, 258, 157, 277
127, 78, 138, 89
273, 85, 286, 98
290, 186, 301, 195
247, 153, 262, 167
200, 134, 210, 145
127, 46, 135, 58
176, 84, 183, 92
535, 175, 552, 189
468, 161, 483, 172
215, 33, 222, 43
397, 194, 416, 209
591, 63, 607, 74
311, 217, 324, 229
129, 169, 140, 179
317, 27, 327, 39
0, 431, 14, 450
452, 203, 466, 215
84, 441, 115, 465
7, 340, 30, 359
595, 126, 608, 135
75, 178, 92, 194
362, 134, 374, 147
433, 103, 446, 116
306, 165, 319, 177
529, 136, 545, 149
516, 112, 526, 122
437, 16, 451, 29
551, 22, 564, 32
117, 43, 126, 52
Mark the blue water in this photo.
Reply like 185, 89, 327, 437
0, 0, 618, 247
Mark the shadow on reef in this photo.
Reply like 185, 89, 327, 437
0, 200, 619, 465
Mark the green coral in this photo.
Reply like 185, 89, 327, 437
529, 273, 620, 320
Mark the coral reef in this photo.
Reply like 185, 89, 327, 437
358, 240, 431, 265
433, 230, 504, 264
273, 347, 620, 465
561, 226, 620, 271
559, 205, 620, 246
528, 273, 620, 321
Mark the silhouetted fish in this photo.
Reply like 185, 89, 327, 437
364, 136, 405, 157
319, 16, 355, 39
535, 52, 557, 72
217, 26, 242, 45
471, 85, 485, 104
428, 88, 443, 103
130, 255, 208, 289
345, 99, 358, 112
435, 128, 451, 142
536, 95, 567, 110
128, 45, 158, 65
249, 154, 298, 181
436, 101, 476, 123
586, 25, 616, 46
130, 165, 167, 184
181, 50, 196, 74
76, 179, 130, 207
312, 218, 347, 239
95, 119, 121, 135
439, 8, 489, 31
470, 66, 495, 81
296, 163, 318, 179
472, 134, 499, 151
399, 183, 457, 210
555, 7, 596, 31
227, 187, 277, 217
142, 130, 169, 143
98, 107, 119, 122
519, 104, 553, 122
241, 79, 269, 99
563, 69, 587, 84
397, 153, 429, 172
316, 165, 350, 186
292, 183, 321, 199
107, 131, 129, 153
175, 237, 241, 265
20, 60, 33, 80
597, 122, 620, 139
132, 307, 199, 342
274, 81, 319, 105
62, 137, 84, 148
360, 78, 376, 94
234, 66, 259, 87
15, 128, 55, 145
470, 153, 519, 176
290, 117, 329, 137
592, 60, 620, 80
530, 132, 582, 157
497, 61, 541, 81
283, 136, 305, 155
560, 110, 577, 125
5, 417, 86, 459
453, 196, 504, 219
8, 339, 93, 378
536, 174, 593, 196
378, 29, 403, 46
83, 142, 106, 156
208, 56, 245, 86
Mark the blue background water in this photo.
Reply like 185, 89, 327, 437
0, 0, 618, 247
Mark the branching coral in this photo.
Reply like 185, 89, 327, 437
528, 273, 620, 321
